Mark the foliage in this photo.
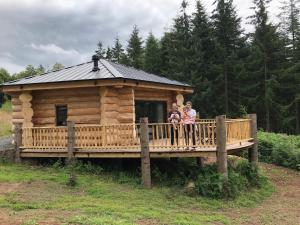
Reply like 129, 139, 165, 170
127, 25, 144, 69
258, 131, 300, 170
195, 160, 266, 199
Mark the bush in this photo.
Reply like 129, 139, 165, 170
258, 132, 300, 170
194, 160, 265, 199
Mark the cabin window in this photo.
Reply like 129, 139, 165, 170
56, 105, 68, 126
135, 101, 167, 123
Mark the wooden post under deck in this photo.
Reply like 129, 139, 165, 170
248, 114, 258, 165
140, 117, 151, 189
14, 123, 22, 163
216, 115, 228, 180
67, 121, 75, 164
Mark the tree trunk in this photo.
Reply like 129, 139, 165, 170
224, 65, 229, 115
264, 59, 270, 132
296, 100, 299, 134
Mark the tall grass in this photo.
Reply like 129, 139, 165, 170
0, 101, 12, 137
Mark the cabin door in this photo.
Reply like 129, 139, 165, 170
135, 101, 167, 123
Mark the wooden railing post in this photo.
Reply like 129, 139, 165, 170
14, 123, 22, 163
140, 117, 151, 189
67, 121, 75, 164
248, 114, 258, 165
216, 115, 228, 180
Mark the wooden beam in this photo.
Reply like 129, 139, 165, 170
248, 114, 258, 165
14, 123, 22, 163
216, 115, 228, 180
140, 117, 151, 189
67, 121, 75, 164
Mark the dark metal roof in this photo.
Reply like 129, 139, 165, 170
3, 59, 190, 87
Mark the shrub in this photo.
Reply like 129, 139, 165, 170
194, 160, 264, 199
258, 132, 300, 170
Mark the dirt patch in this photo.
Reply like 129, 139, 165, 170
136, 218, 161, 225
0, 183, 21, 194
227, 163, 300, 225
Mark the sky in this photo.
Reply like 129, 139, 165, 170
0, 0, 281, 74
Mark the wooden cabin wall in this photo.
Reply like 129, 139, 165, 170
100, 87, 134, 124
32, 87, 100, 126
11, 93, 23, 126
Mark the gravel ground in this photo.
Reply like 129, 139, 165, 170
0, 136, 13, 151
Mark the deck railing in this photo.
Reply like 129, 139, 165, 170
21, 119, 252, 150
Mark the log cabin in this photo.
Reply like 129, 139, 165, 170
1, 55, 256, 166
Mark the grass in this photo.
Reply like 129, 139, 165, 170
0, 162, 274, 225
0, 101, 12, 137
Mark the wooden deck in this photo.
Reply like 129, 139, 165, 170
20, 141, 253, 158
18, 119, 254, 159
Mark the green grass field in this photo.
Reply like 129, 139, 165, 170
0, 161, 278, 225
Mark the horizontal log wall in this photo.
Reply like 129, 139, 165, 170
100, 87, 135, 124
32, 88, 101, 126
11, 93, 23, 126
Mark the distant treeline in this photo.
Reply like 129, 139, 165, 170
0, 0, 299, 134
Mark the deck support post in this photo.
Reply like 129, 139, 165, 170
248, 114, 258, 165
196, 157, 204, 167
140, 117, 151, 189
216, 115, 228, 180
14, 123, 22, 163
67, 121, 75, 164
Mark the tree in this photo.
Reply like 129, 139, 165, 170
162, 0, 193, 82
189, 0, 219, 117
95, 41, 106, 59
112, 36, 124, 63
211, 0, 245, 115
278, 0, 300, 133
52, 63, 65, 71
36, 64, 45, 75
0, 68, 10, 84
127, 25, 144, 69
144, 32, 161, 74
248, 0, 287, 132
105, 47, 113, 60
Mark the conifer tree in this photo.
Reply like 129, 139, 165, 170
144, 32, 161, 74
212, 0, 245, 115
248, 0, 287, 132
127, 25, 144, 69
278, 0, 300, 133
190, 0, 218, 117
166, 0, 193, 82
105, 47, 113, 60
95, 41, 106, 59
112, 36, 124, 63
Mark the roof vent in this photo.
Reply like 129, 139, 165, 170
92, 55, 100, 71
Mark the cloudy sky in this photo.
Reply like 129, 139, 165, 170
0, 0, 280, 74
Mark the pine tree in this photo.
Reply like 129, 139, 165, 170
212, 0, 245, 115
189, 0, 218, 117
112, 36, 124, 63
105, 47, 113, 60
248, 0, 287, 132
127, 25, 144, 69
164, 0, 193, 82
278, 0, 300, 133
144, 32, 161, 74
95, 41, 106, 59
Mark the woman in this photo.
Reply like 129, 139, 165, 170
182, 101, 196, 150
